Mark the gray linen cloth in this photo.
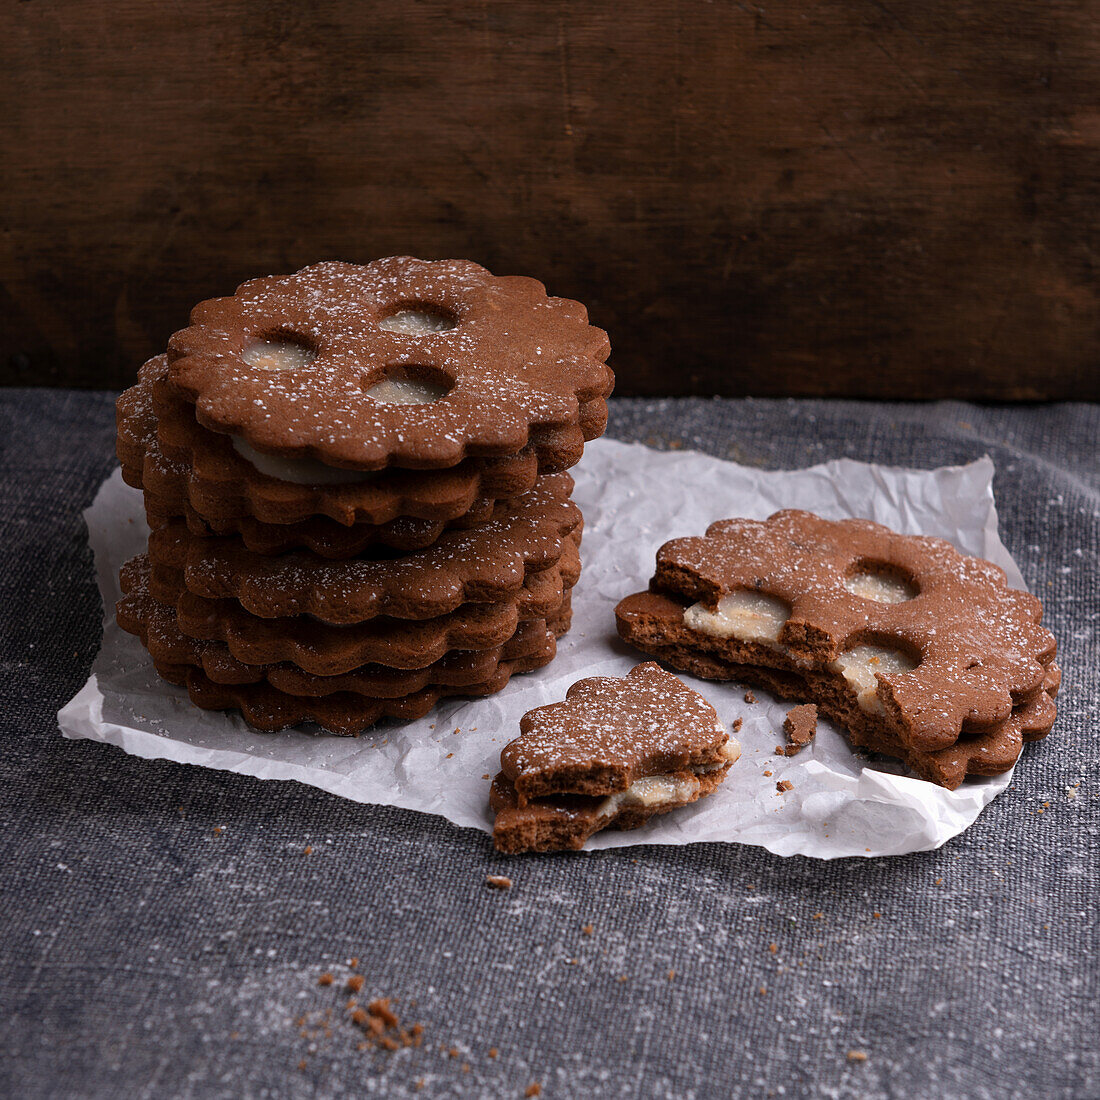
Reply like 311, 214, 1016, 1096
0, 390, 1095, 1100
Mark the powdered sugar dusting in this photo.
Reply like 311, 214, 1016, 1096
167, 258, 612, 470
503, 663, 730, 784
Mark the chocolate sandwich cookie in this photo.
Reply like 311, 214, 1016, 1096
142, 489, 499, 558
615, 509, 1059, 786
139, 534, 578, 675
118, 559, 569, 697
164, 257, 613, 472
490, 662, 740, 853
145, 473, 580, 623
153, 660, 551, 737
120, 358, 543, 528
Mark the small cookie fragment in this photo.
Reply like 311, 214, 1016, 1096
486, 875, 512, 890
491, 662, 740, 853
776, 780, 793, 792
779, 704, 817, 756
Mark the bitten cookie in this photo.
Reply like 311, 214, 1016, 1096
491, 663, 740, 853
615, 510, 1059, 788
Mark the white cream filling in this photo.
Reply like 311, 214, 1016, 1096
683, 590, 789, 643
230, 437, 374, 485
378, 310, 456, 335
242, 340, 316, 371
844, 571, 916, 603
683, 588, 919, 715
597, 737, 741, 817
828, 645, 918, 716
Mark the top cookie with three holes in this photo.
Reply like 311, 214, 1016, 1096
164, 257, 613, 474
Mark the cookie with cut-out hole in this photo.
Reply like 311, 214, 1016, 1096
118, 558, 567, 703
139, 534, 577, 676
618, 510, 1056, 753
489, 662, 740, 852
163, 257, 613, 473
145, 473, 580, 623
119, 357, 547, 528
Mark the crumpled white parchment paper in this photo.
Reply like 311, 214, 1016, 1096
58, 440, 1025, 858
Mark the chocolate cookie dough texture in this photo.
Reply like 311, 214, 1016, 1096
616, 511, 1059, 789
491, 662, 741, 853
115, 258, 612, 733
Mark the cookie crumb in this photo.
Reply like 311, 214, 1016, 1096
779, 704, 817, 755
763, 770, 773, 777
872, 911, 882, 919
297, 1059, 307, 1070
489, 1047, 499, 1060
847, 1050, 868, 1062
346, 974, 364, 994
349, 957, 359, 969
582, 923, 594, 936
667, 969, 676, 980
303, 845, 313, 855
732, 717, 743, 732
768, 943, 778, 954
744, 691, 757, 704
777, 780, 793, 792
486, 874, 512, 890
318, 972, 334, 987
525, 1085, 542, 1098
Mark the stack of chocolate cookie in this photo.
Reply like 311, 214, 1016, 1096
115, 258, 613, 735
616, 510, 1060, 788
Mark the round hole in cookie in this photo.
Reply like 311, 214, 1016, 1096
844, 560, 919, 604
378, 303, 458, 335
362, 364, 453, 406
241, 333, 318, 372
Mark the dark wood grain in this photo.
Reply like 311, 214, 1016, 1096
2, 1, 1098, 398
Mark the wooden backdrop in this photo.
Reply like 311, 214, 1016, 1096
3, 1, 1098, 398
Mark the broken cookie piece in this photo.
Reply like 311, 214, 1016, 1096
778, 704, 817, 756
490, 662, 740, 853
